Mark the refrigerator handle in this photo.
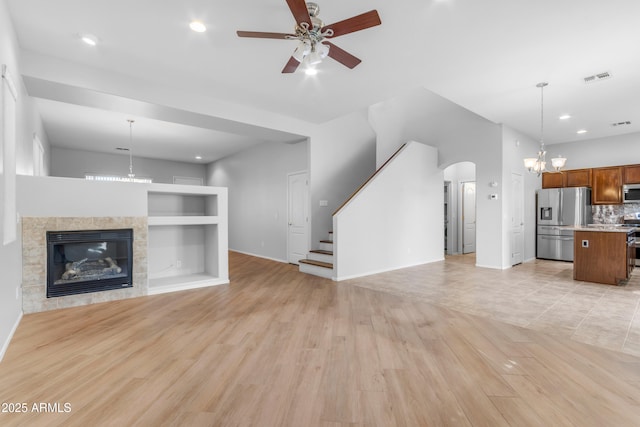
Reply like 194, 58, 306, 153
558, 190, 563, 224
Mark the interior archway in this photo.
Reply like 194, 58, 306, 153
443, 161, 477, 255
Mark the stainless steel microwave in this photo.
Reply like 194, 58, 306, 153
623, 184, 640, 203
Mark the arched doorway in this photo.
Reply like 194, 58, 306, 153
443, 162, 476, 255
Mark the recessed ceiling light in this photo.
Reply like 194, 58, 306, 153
79, 33, 98, 46
576, 129, 588, 134
189, 21, 207, 33
559, 114, 571, 120
195, 155, 202, 160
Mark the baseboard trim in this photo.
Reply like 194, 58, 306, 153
229, 249, 287, 264
147, 278, 229, 296
335, 258, 444, 281
0, 311, 23, 363
475, 263, 503, 270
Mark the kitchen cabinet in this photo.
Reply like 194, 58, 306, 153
541, 172, 564, 189
592, 166, 622, 205
623, 164, 640, 184
574, 229, 634, 285
565, 168, 592, 188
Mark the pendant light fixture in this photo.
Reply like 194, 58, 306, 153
127, 119, 135, 179
524, 82, 567, 175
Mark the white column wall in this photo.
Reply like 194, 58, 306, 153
334, 142, 443, 280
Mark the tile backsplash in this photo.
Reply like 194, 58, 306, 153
592, 203, 640, 224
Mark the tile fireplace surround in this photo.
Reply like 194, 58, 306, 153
21, 217, 148, 313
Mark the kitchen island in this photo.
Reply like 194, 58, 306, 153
572, 226, 636, 285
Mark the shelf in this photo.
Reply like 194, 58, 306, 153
148, 216, 220, 226
145, 183, 229, 296
147, 273, 229, 295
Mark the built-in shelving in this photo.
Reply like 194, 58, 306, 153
146, 183, 228, 295
147, 216, 220, 226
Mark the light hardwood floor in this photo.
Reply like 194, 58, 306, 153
1, 251, 640, 426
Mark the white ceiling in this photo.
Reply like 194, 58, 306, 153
6, 0, 640, 163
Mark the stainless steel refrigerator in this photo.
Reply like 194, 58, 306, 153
536, 187, 592, 261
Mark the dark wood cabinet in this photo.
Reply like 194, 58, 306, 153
623, 164, 640, 184
541, 172, 564, 189
574, 230, 632, 285
592, 166, 622, 205
565, 168, 592, 187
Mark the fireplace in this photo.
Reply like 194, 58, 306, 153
47, 229, 134, 298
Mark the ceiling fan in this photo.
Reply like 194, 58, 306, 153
237, 1, 381, 73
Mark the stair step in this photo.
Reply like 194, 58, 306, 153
310, 249, 333, 256
299, 259, 333, 269
318, 240, 333, 251
308, 249, 333, 263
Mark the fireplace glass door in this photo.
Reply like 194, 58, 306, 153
47, 229, 133, 298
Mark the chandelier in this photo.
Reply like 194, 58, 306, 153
524, 82, 567, 175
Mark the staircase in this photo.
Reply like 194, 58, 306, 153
298, 231, 334, 279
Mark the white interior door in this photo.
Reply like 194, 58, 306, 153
462, 181, 476, 254
510, 172, 524, 265
287, 171, 309, 264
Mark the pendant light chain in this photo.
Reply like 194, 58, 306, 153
128, 119, 135, 179
540, 83, 544, 149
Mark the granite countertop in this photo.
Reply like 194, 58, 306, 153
569, 225, 638, 233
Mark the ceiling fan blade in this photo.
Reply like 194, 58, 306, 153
323, 10, 381, 38
286, 0, 312, 28
237, 31, 294, 39
323, 41, 362, 69
282, 57, 301, 73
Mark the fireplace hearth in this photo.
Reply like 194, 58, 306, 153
47, 229, 133, 298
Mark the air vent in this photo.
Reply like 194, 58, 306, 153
583, 71, 612, 84
611, 121, 631, 127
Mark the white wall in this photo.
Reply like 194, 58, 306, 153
546, 132, 640, 169
207, 141, 307, 262
308, 110, 377, 246
0, 0, 51, 361
369, 88, 505, 269
334, 142, 443, 280
51, 146, 206, 184
17, 175, 148, 217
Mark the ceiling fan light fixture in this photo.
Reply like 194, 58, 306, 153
307, 47, 323, 65
318, 42, 329, 59
236, 2, 380, 74
292, 40, 311, 62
